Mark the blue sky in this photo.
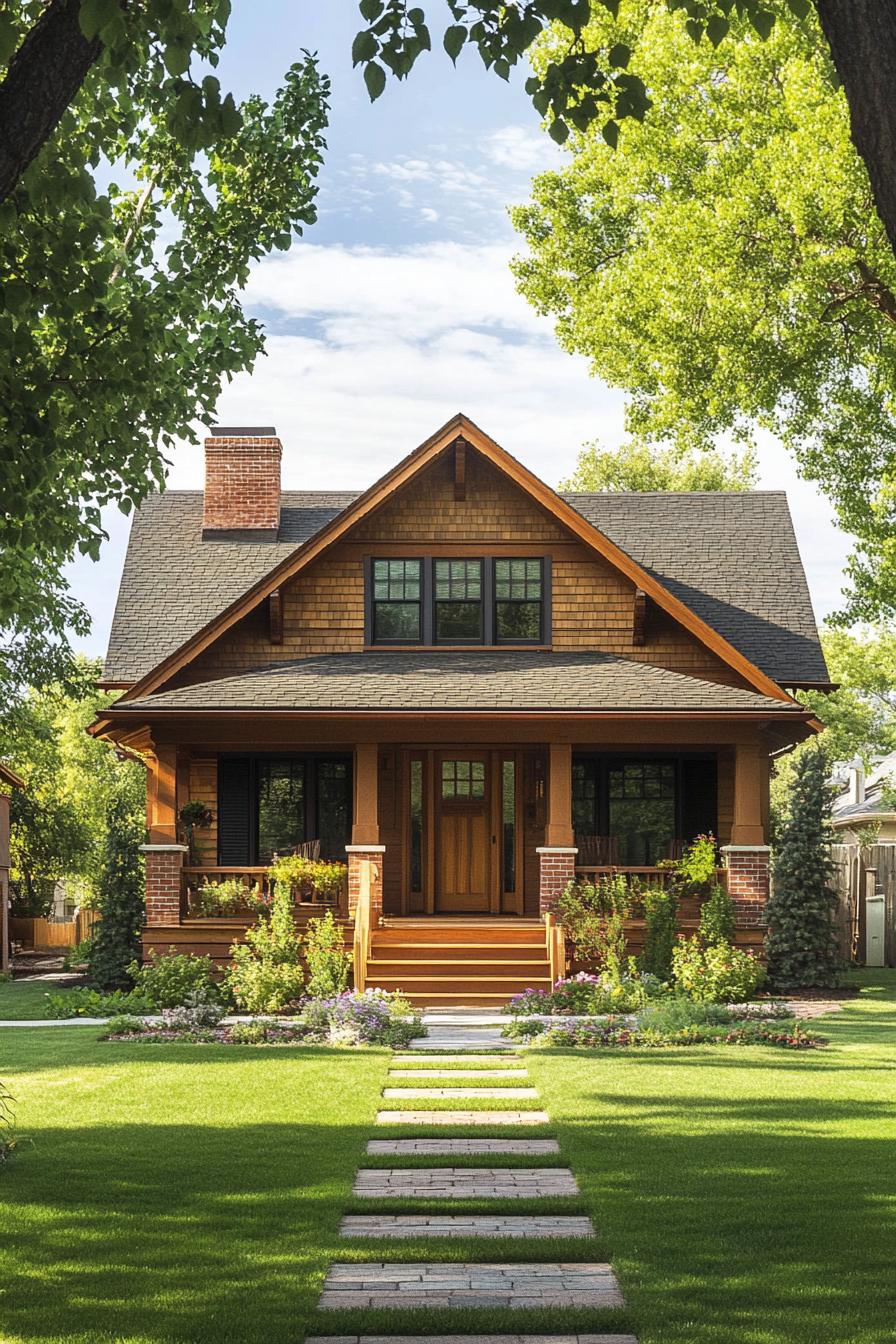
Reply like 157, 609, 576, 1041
66, 0, 851, 660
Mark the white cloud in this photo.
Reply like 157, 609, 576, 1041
485, 125, 561, 174
420, 207, 439, 223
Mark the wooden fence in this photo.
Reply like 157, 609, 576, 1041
9, 909, 99, 952
831, 843, 896, 967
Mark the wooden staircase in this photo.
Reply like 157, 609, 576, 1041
364, 918, 553, 1007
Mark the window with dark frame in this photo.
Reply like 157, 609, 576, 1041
434, 559, 483, 642
441, 758, 486, 800
372, 558, 422, 643
218, 755, 353, 865
494, 558, 543, 643
367, 556, 547, 645
571, 754, 717, 868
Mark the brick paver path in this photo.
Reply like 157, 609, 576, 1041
313, 1013, 634, 1342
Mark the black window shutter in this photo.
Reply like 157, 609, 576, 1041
680, 757, 718, 843
218, 758, 252, 864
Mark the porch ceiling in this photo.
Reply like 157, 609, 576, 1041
107, 651, 806, 717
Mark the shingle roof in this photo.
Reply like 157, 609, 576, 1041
103, 488, 827, 687
114, 652, 800, 715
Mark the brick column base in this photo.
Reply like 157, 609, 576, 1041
140, 844, 188, 925
536, 846, 578, 915
345, 846, 385, 923
722, 844, 770, 927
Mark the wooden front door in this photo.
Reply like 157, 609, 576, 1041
436, 753, 492, 913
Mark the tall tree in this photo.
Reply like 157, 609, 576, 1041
86, 789, 144, 990
561, 439, 757, 492
513, 1, 896, 621
766, 744, 841, 988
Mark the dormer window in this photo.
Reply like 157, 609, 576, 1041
434, 560, 483, 642
372, 559, 422, 643
367, 556, 549, 646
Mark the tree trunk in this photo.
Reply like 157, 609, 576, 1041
0, 0, 102, 205
816, 1, 896, 256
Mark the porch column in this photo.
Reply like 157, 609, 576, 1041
141, 746, 186, 926
722, 741, 770, 926
347, 743, 383, 923
538, 743, 577, 913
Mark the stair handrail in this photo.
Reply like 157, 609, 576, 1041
352, 859, 374, 993
544, 910, 566, 986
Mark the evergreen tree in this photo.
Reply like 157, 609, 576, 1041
86, 792, 145, 991
765, 746, 841, 989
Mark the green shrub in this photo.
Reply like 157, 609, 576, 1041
102, 1014, 147, 1035
637, 999, 737, 1032
194, 878, 259, 916
86, 792, 144, 990
62, 937, 94, 969
699, 882, 736, 946
304, 909, 351, 998
556, 873, 633, 974
268, 855, 347, 904
671, 936, 766, 1003
225, 888, 304, 1013
641, 887, 678, 980
46, 987, 151, 1018
128, 949, 222, 1009
676, 833, 718, 889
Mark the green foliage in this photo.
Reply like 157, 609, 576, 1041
641, 886, 679, 980
800, 626, 896, 762
194, 878, 259, 916
268, 855, 347, 904
225, 888, 304, 1014
46, 986, 152, 1018
699, 883, 736, 947
129, 949, 222, 1010
86, 789, 145, 990
303, 910, 351, 999
675, 834, 719, 890
0, 1079, 17, 1162
0, 12, 328, 686
102, 1015, 147, 1036
671, 936, 766, 1003
62, 937, 95, 970
2, 657, 143, 912
561, 438, 757, 493
556, 872, 633, 974
506, 969, 659, 1016
766, 745, 842, 988
512, 1, 896, 620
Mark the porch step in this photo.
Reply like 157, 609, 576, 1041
365, 920, 552, 1006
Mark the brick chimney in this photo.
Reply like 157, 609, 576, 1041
203, 426, 282, 538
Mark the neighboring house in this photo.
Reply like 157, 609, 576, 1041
832, 754, 896, 842
92, 415, 828, 1003
0, 763, 24, 973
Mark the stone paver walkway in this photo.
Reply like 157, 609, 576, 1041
352, 1168, 580, 1198
376, 1109, 552, 1126
382, 1086, 540, 1100
389, 1068, 531, 1079
366, 1137, 561, 1156
340, 1215, 596, 1240
319, 1262, 624, 1310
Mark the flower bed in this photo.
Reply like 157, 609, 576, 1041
502, 998, 825, 1049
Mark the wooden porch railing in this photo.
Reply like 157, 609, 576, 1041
544, 910, 566, 985
352, 859, 374, 992
180, 865, 347, 918
574, 865, 728, 889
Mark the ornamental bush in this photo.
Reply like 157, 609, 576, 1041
505, 969, 661, 1016
225, 888, 304, 1013
303, 989, 423, 1047
698, 882, 736, 946
129, 949, 223, 1009
86, 792, 145, 991
641, 887, 678, 980
556, 873, 632, 974
765, 744, 842, 989
304, 910, 352, 998
671, 936, 765, 1003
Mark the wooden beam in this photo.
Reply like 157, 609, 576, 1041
632, 588, 648, 647
147, 744, 178, 844
453, 436, 466, 501
731, 741, 766, 845
269, 587, 283, 644
352, 742, 380, 845
545, 742, 575, 848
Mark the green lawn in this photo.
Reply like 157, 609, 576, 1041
0, 974, 892, 1344
0, 978, 80, 1020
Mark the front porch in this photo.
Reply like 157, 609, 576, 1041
138, 723, 776, 998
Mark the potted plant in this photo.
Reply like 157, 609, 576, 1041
178, 801, 214, 864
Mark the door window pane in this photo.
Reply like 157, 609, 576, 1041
434, 559, 483, 642
258, 760, 305, 861
410, 758, 424, 893
494, 559, 543, 642
442, 759, 486, 800
316, 760, 351, 861
372, 558, 422, 642
502, 759, 516, 894
572, 760, 599, 836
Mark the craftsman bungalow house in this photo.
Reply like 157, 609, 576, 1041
93, 415, 827, 1003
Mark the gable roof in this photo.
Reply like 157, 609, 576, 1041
106, 651, 803, 717
103, 414, 823, 699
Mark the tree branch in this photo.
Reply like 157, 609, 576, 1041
0, 0, 104, 205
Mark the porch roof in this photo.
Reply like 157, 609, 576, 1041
110, 652, 805, 716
